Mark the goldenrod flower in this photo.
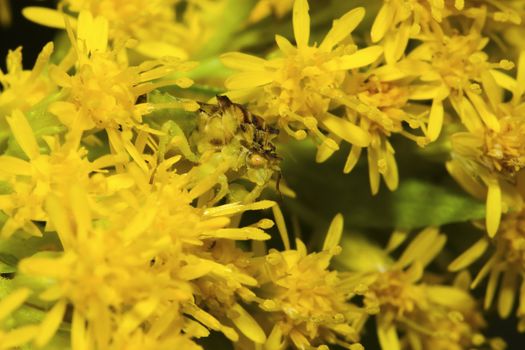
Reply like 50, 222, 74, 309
3, 158, 277, 348
371, 0, 464, 64
450, 203, 525, 332
222, 0, 381, 141
0, 43, 56, 116
446, 50, 525, 236
246, 214, 366, 350
222, 0, 398, 190
344, 228, 493, 350
0, 110, 126, 238
45, 11, 196, 172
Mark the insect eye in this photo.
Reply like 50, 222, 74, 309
248, 154, 267, 168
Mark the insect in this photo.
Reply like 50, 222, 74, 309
190, 95, 282, 203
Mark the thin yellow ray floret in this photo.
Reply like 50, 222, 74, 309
293, 0, 310, 49
0, 288, 31, 321
6, 109, 40, 160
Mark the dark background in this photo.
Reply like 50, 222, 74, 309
0, 0, 56, 72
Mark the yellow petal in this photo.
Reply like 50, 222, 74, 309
325, 46, 383, 70
486, 179, 501, 237
225, 71, 274, 90
490, 69, 516, 92
22, 7, 76, 29
0, 156, 32, 175
321, 114, 370, 147
3, 325, 39, 348
323, 213, 343, 251
209, 228, 270, 240
90, 14, 108, 53
427, 99, 444, 141
275, 34, 296, 55
466, 91, 500, 132
320, 7, 365, 51
445, 160, 486, 200
72, 310, 88, 350
450, 96, 483, 133
117, 298, 159, 335
371, 2, 395, 43
368, 147, 380, 195
45, 195, 73, 249
481, 70, 503, 108
203, 200, 275, 217
484, 265, 501, 310
517, 50, 525, 98
344, 145, 362, 174
221, 52, 267, 71
0, 288, 31, 321
35, 299, 67, 347
77, 11, 93, 47
69, 185, 92, 241
231, 303, 267, 344
265, 325, 284, 350
316, 138, 339, 163
293, 0, 310, 48
384, 22, 410, 64
134, 41, 187, 59
498, 269, 517, 319
426, 286, 474, 309
471, 256, 497, 289
449, 239, 488, 271
6, 110, 40, 159
272, 205, 291, 250
382, 144, 398, 191
377, 316, 400, 350
409, 84, 447, 100
397, 227, 440, 268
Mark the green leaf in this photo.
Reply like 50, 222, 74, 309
281, 139, 486, 230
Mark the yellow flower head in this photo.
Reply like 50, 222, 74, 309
45, 11, 196, 172
446, 51, 525, 237
347, 227, 492, 350
0, 43, 56, 115
7, 161, 277, 348
0, 110, 124, 238
222, 0, 379, 147
250, 214, 365, 350
450, 204, 525, 332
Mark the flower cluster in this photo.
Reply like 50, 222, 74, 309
1, 0, 524, 349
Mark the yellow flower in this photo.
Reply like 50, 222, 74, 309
44, 11, 196, 172
223, 0, 398, 190
370, 0, 521, 63
0, 288, 40, 349
446, 50, 525, 236
0, 43, 56, 116
247, 214, 366, 350
338, 66, 430, 194
344, 228, 493, 350
6, 158, 277, 348
450, 204, 525, 332
0, 110, 125, 238
371, 0, 464, 64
